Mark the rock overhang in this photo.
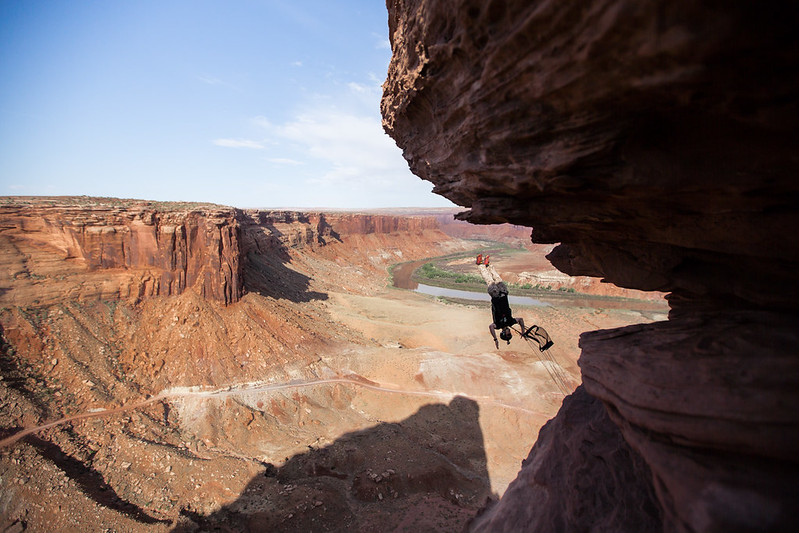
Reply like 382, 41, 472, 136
381, 0, 799, 530
382, 0, 799, 304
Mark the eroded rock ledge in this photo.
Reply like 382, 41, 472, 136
0, 199, 445, 308
383, 0, 799, 530
0, 201, 242, 306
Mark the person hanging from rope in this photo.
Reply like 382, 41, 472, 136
476, 254, 553, 351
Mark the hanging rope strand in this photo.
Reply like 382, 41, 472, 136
511, 325, 571, 396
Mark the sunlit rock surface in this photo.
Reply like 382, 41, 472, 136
383, 0, 799, 530
0, 199, 451, 309
0, 199, 242, 305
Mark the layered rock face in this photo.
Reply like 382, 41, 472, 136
0, 200, 242, 306
383, 1, 799, 531
236, 209, 455, 299
0, 200, 450, 308
238, 210, 440, 251
469, 386, 661, 532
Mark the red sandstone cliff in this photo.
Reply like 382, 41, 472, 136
0, 198, 495, 531
235, 209, 464, 300
382, 1, 799, 531
0, 197, 470, 410
238, 210, 440, 250
0, 199, 242, 306
0, 199, 453, 308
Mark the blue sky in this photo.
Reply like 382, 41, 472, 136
0, 1, 455, 208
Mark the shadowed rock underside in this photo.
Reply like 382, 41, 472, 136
383, 0, 799, 531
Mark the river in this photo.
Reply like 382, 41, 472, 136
392, 260, 547, 306
392, 259, 669, 313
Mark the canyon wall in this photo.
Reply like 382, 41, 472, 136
238, 210, 440, 251
432, 215, 531, 244
382, 1, 799, 531
0, 199, 450, 308
0, 198, 465, 408
236, 209, 462, 299
0, 200, 242, 306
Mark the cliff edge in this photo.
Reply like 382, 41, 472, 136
0, 198, 457, 310
382, 1, 799, 531
0, 199, 242, 306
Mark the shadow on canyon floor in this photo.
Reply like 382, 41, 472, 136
239, 216, 330, 303
243, 248, 328, 304
173, 396, 495, 532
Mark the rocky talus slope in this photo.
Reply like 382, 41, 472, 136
383, 1, 799, 531
0, 198, 459, 391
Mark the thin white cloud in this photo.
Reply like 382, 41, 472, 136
197, 75, 223, 85
251, 116, 273, 129
273, 107, 410, 188
243, 79, 412, 191
267, 157, 303, 165
220, 78, 454, 207
197, 74, 240, 92
291, 61, 303, 67
348, 82, 370, 94
212, 138, 265, 149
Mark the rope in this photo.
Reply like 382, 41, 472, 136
511, 325, 572, 396
474, 257, 579, 396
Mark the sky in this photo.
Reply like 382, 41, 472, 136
0, 0, 455, 208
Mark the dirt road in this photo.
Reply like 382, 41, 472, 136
0, 375, 550, 449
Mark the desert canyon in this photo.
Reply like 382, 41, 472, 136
2, 0, 798, 532
0, 197, 664, 531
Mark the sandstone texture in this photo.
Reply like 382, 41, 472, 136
0, 199, 449, 308
468, 386, 660, 532
383, 1, 799, 531
0, 198, 242, 306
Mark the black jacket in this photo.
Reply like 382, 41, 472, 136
491, 295, 517, 328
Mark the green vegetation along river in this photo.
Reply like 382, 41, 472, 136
391, 248, 669, 314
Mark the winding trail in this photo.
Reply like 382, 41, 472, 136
0, 376, 550, 449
